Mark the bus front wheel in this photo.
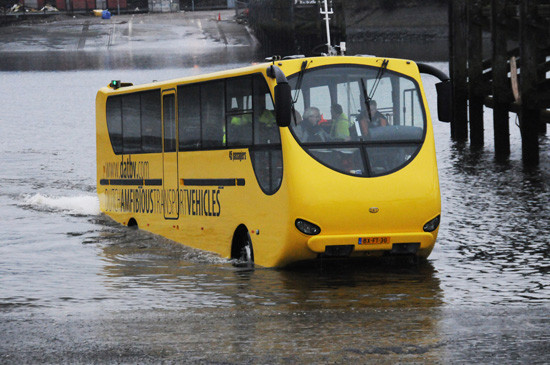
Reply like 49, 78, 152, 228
232, 226, 254, 267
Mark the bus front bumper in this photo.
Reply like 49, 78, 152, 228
306, 232, 436, 256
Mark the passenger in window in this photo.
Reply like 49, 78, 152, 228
358, 100, 388, 136
259, 108, 276, 127
230, 113, 252, 126
329, 103, 351, 141
317, 113, 330, 131
294, 107, 327, 142
257, 108, 278, 144
228, 112, 252, 145
368, 100, 388, 127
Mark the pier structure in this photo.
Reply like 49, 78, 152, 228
449, 0, 550, 166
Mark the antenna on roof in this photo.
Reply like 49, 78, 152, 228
320, 0, 336, 56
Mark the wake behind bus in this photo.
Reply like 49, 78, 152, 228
96, 55, 451, 268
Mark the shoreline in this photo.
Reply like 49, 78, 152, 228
0, 10, 260, 71
1, 6, 451, 66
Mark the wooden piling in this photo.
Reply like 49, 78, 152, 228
519, 0, 540, 166
536, 16, 547, 136
467, 0, 484, 147
449, 0, 469, 141
491, 0, 511, 160
538, 52, 548, 136
448, 0, 549, 165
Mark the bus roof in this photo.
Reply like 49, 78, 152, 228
98, 56, 418, 95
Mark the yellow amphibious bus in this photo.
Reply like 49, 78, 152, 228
96, 56, 451, 268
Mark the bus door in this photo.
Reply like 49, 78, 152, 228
162, 89, 179, 219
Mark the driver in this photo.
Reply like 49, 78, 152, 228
359, 100, 388, 136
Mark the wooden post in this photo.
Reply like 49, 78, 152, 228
537, 51, 547, 135
491, 0, 511, 160
519, 0, 540, 166
450, 0, 469, 141
468, 0, 484, 147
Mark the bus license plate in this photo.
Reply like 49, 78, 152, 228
358, 237, 390, 245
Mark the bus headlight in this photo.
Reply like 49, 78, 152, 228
423, 215, 441, 232
295, 219, 321, 235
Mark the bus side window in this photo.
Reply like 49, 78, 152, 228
178, 84, 201, 150
250, 74, 282, 194
122, 93, 141, 154
163, 93, 177, 152
252, 149, 282, 194
106, 96, 123, 155
201, 81, 225, 148
141, 90, 162, 153
226, 76, 253, 146
253, 75, 279, 145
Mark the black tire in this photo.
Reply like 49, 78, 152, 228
233, 229, 254, 267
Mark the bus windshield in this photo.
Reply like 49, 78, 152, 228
288, 64, 426, 177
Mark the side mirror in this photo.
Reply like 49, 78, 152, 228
275, 83, 292, 127
436, 80, 452, 123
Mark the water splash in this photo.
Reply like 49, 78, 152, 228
23, 193, 100, 216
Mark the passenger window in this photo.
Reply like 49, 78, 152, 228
226, 77, 253, 146
363, 77, 394, 126
250, 74, 282, 194
201, 81, 225, 148
141, 90, 162, 153
291, 86, 304, 121
366, 145, 419, 175
122, 93, 141, 154
163, 94, 177, 152
253, 75, 279, 145
251, 149, 283, 195
403, 88, 423, 127
308, 147, 364, 176
106, 96, 123, 155
309, 85, 331, 120
178, 84, 201, 150
336, 81, 361, 128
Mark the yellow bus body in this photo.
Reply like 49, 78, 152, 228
96, 56, 440, 268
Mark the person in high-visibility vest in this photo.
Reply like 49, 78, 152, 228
230, 114, 252, 126
258, 109, 275, 127
329, 103, 350, 141
257, 108, 279, 143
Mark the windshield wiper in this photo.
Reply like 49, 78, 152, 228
360, 78, 371, 123
370, 59, 389, 98
361, 59, 389, 123
291, 60, 309, 125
